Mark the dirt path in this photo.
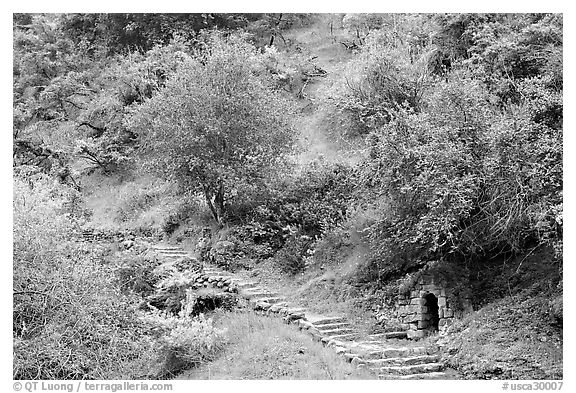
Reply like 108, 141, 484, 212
151, 243, 460, 380
282, 15, 364, 165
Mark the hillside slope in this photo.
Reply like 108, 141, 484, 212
282, 14, 365, 164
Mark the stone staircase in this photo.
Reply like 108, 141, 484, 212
150, 244, 458, 380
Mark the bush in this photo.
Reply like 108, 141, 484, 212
364, 72, 562, 277
273, 234, 314, 274
114, 252, 162, 296
261, 162, 359, 238
335, 27, 434, 136
141, 311, 225, 378
184, 288, 238, 316
13, 172, 155, 379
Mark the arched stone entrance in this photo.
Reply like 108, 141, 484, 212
423, 293, 439, 331
396, 272, 472, 339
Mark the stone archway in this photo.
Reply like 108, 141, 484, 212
423, 293, 439, 331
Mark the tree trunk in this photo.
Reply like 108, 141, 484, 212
203, 185, 219, 222
214, 178, 225, 224
202, 179, 225, 227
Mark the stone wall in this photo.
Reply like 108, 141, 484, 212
396, 272, 472, 339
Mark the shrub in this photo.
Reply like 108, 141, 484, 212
261, 162, 359, 238
273, 234, 314, 274
183, 288, 238, 316
141, 311, 225, 378
145, 269, 198, 315
13, 172, 155, 379
335, 28, 435, 136
114, 251, 162, 296
364, 71, 562, 277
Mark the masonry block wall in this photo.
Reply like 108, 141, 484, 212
396, 272, 471, 339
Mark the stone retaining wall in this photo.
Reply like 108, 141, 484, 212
188, 272, 239, 293
396, 273, 471, 339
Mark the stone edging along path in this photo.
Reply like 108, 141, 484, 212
151, 244, 458, 380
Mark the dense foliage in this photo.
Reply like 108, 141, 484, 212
333, 13, 563, 280
13, 170, 156, 379
127, 32, 296, 224
13, 13, 562, 379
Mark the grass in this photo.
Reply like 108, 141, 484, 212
81, 172, 212, 235
440, 291, 562, 380
244, 224, 382, 338
177, 310, 374, 380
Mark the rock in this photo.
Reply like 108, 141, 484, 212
308, 327, 320, 335
385, 331, 408, 339
411, 298, 426, 306
407, 330, 426, 340
309, 331, 323, 342
334, 346, 349, 355
277, 306, 288, 315
351, 357, 365, 366
379, 362, 444, 375
298, 320, 314, 330
285, 312, 305, 323
255, 301, 271, 311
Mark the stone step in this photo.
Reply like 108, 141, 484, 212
354, 340, 384, 346
243, 291, 278, 300
394, 371, 451, 380
364, 355, 441, 368
374, 331, 408, 340
283, 307, 306, 316
236, 282, 259, 289
257, 297, 285, 304
315, 322, 351, 331
366, 333, 388, 340
152, 246, 182, 250
360, 347, 421, 359
241, 286, 267, 293
324, 333, 358, 342
268, 302, 290, 313
311, 316, 347, 326
321, 328, 356, 336
379, 362, 444, 376
161, 253, 190, 258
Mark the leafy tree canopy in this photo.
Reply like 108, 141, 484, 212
127, 32, 296, 224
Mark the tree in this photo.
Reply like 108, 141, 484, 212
127, 32, 296, 224
58, 13, 254, 54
